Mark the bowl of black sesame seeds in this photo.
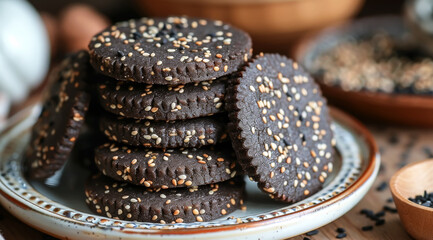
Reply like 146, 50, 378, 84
295, 16, 433, 127
390, 159, 433, 240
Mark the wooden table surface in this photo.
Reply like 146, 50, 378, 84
0, 123, 425, 240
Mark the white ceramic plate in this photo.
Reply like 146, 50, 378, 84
0, 106, 379, 240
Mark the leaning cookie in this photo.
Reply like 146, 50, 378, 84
26, 50, 91, 179
89, 17, 252, 85
100, 114, 228, 148
97, 78, 227, 121
226, 53, 335, 203
95, 142, 239, 188
85, 173, 245, 223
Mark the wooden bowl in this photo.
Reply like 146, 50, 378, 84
134, 0, 364, 52
390, 160, 433, 240
294, 16, 433, 128
319, 83, 433, 128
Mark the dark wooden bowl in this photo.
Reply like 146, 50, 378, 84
294, 16, 433, 128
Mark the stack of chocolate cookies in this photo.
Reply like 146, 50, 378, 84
26, 16, 336, 225
85, 17, 252, 223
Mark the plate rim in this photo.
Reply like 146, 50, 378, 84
0, 106, 379, 236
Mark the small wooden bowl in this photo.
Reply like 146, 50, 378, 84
135, 0, 364, 52
294, 16, 433, 127
390, 159, 433, 240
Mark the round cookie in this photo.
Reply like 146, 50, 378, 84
94, 142, 239, 188
85, 173, 245, 223
89, 17, 252, 84
100, 114, 228, 148
226, 53, 335, 203
97, 77, 226, 121
26, 50, 91, 179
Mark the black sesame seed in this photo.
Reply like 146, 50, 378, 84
336, 227, 345, 233
361, 225, 373, 231
175, 23, 184, 29
422, 201, 432, 207
206, 33, 216, 38
376, 181, 387, 191
375, 211, 385, 218
283, 138, 291, 146
117, 51, 125, 57
360, 209, 373, 216
306, 229, 319, 236
336, 232, 347, 239
132, 32, 142, 40
285, 92, 292, 98
156, 31, 164, 38
375, 219, 385, 226
179, 46, 185, 51
161, 38, 168, 45
169, 29, 177, 37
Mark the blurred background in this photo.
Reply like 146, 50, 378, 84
0, 0, 405, 128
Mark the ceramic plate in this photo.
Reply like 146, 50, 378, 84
295, 16, 433, 128
0, 106, 379, 240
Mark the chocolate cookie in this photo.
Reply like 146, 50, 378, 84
226, 53, 335, 203
100, 114, 228, 148
89, 17, 252, 84
85, 173, 245, 223
95, 142, 239, 188
97, 78, 226, 121
26, 51, 91, 179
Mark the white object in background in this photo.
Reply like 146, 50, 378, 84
0, 0, 50, 102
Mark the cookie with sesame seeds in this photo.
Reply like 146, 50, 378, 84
88, 16, 252, 85
85, 173, 245, 223
97, 76, 227, 121
226, 53, 335, 203
94, 142, 239, 188
26, 50, 91, 179
100, 114, 228, 148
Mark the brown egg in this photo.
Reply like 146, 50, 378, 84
59, 4, 109, 52
40, 12, 58, 58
